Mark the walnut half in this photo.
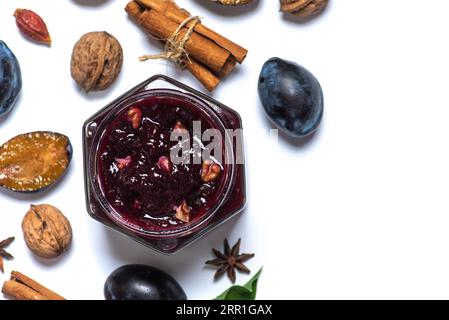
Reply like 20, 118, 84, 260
22, 204, 72, 259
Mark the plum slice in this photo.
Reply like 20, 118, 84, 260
0, 131, 72, 192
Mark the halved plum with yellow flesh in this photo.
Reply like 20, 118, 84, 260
0, 131, 72, 192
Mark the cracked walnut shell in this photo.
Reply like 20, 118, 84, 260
22, 204, 72, 259
70, 31, 123, 93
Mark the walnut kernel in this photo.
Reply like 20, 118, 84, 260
201, 160, 221, 182
175, 201, 191, 223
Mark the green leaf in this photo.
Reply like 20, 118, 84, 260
214, 267, 263, 300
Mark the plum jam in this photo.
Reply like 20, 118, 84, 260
83, 75, 246, 254
98, 95, 226, 232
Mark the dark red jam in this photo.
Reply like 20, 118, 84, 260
98, 95, 226, 232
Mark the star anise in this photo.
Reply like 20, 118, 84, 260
0, 237, 15, 273
205, 238, 255, 283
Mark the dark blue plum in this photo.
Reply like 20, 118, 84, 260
258, 57, 323, 138
0, 41, 22, 116
104, 265, 187, 300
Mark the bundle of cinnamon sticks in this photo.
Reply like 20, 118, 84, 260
126, 0, 248, 91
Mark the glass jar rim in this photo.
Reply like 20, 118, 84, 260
89, 88, 236, 239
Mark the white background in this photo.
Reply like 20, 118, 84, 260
1, 0, 449, 300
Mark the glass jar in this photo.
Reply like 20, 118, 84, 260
83, 75, 246, 254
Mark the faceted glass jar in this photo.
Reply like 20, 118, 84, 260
83, 75, 246, 254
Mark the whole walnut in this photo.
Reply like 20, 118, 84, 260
211, 0, 255, 5
22, 204, 72, 259
280, 0, 329, 19
70, 31, 123, 93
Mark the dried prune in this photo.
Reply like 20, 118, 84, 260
0, 132, 72, 192
0, 41, 22, 116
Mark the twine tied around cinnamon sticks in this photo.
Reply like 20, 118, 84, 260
126, 0, 248, 92
139, 15, 201, 67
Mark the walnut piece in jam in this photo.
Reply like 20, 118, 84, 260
201, 160, 222, 182
98, 98, 224, 231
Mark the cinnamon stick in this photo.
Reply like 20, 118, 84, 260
2, 280, 48, 300
220, 56, 237, 78
136, 0, 248, 63
185, 60, 220, 92
127, 0, 144, 17
139, 8, 232, 74
126, 1, 220, 91
1, 271, 65, 300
